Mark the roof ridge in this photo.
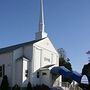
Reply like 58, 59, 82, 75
0, 38, 46, 54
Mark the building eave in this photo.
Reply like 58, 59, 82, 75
0, 38, 46, 54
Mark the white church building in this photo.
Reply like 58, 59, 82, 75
0, 0, 61, 87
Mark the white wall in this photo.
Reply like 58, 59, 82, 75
0, 38, 59, 87
32, 38, 59, 86
34, 38, 59, 68
53, 77, 60, 87
40, 69, 52, 87
13, 47, 23, 60
13, 46, 32, 86
31, 46, 41, 86
34, 38, 58, 54
22, 58, 29, 87
23, 45, 33, 84
0, 52, 13, 86
42, 49, 51, 66
13, 47, 23, 86
15, 57, 29, 87
33, 47, 41, 72
15, 59, 22, 86
24, 45, 33, 60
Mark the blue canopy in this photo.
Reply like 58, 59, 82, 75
71, 71, 82, 83
51, 66, 82, 83
51, 66, 71, 78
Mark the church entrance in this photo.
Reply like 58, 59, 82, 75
40, 69, 51, 87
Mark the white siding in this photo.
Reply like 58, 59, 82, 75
31, 46, 41, 86
42, 49, 51, 67
51, 54, 57, 64
13, 47, 23, 60
13, 47, 23, 86
22, 58, 28, 83
34, 47, 41, 72
24, 45, 33, 60
15, 57, 29, 87
15, 59, 22, 86
24, 45, 33, 82
34, 37, 59, 68
34, 38, 58, 54
32, 38, 59, 86
40, 70, 52, 87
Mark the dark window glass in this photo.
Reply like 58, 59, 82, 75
42, 72, 47, 75
0, 66, 2, 71
25, 70, 28, 77
3, 64, 5, 76
37, 72, 39, 78
0, 66, 2, 77
0, 72, 2, 77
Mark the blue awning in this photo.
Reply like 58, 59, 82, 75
51, 66, 82, 83
51, 66, 71, 78
71, 71, 82, 83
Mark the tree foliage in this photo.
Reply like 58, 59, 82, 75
0, 75, 9, 90
33, 84, 50, 90
82, 63, 90, 76
59, 58, 72, 71
27, 82, 32, 90
82, 63, 90, 84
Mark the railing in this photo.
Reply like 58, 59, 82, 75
58, 82, 83, 90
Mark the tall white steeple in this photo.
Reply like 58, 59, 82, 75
39, 0, 44, 32
35, 0, 47, 40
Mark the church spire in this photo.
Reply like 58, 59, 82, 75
35, 0, 47, 40
39, 0, 44, 32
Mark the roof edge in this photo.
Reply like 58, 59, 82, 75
0, 38, 46, 54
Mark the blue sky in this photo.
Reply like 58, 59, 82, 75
0, 0, 90, 72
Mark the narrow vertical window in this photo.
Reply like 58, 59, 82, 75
0, 66, 2, 77
37, 72, 39, 78
3, 64, 5, 76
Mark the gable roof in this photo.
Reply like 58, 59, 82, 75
0, 39, 44, 54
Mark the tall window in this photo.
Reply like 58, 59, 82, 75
0, 66, 2, 77
0, 65, 5, 77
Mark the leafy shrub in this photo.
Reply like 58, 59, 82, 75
41, 84, 50, 90
33, 84, 50, 90
0, 75, 9, 90
27, 82, 32, 90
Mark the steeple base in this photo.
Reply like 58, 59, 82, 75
35, 32, 47, 40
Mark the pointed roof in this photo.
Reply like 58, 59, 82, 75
0, 38, 45, 54
35, 0, 47, 40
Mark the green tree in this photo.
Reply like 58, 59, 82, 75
59, 58, 72, 71
82, 63, 90, 84
58, 48, 72, 83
